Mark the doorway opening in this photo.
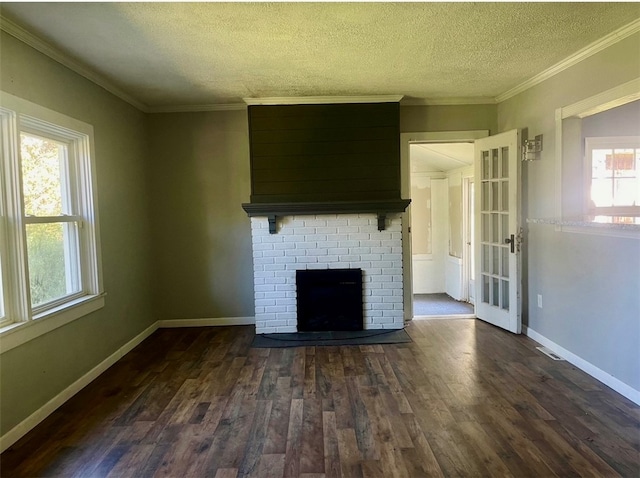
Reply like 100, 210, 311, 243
408, 142, 475, 318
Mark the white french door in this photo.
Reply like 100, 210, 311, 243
474, 130, 521, 333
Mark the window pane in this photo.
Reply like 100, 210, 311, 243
20, 133, 69, 216
590, 146, 640, 209
26, 222, 81, 307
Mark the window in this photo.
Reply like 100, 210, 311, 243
585, 136, 640, 216
555, 79, 640, 237
0, 92, 103, 350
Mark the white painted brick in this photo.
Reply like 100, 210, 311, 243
261, 235, 286, 243
285, 249, 306, 257
276, 283, 295, 291
328, 248, 349, 255
316, 227, 338, 235
295, 227, 317, 235
317, 255, 340, 263
371, 247, 392, 254
255, 284, 276, 292
265, 306, 288, 313
348, 233, 370, 241
384, 282, 403, 289
361, 254, 382, 262
337, 226, 360, 234
296, 256, 318, 264
296, 242, 317, 249
275, 256, 297, 264
339, 255, 360, 262
365, 268, 382, 275
317, 241, 339, 249
304, 219, 327, 227
307, 234, 327, 242
263, 250, 285, 258
276, 326, 297, 333
283, 235, 307, 243
278, 298, 296, 306
275, 271, 294, 278
254, 271, 276, 279
250, 213, 403, 333
255, 299, 277, 307
385, 254, 402, 262
273, 242, 296, 250
370, 275, 393, 283
366, 309, 383, 317
254, 242, 275, 251
306, 248, 328, 256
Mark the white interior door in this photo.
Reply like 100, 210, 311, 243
474, 130, 521, 333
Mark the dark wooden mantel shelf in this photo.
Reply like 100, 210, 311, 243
242, 199, 411, 233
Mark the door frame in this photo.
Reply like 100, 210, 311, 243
401, 130, 489, 322
462, 175, 474, 303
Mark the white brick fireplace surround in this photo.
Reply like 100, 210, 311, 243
250, 214, 404, 334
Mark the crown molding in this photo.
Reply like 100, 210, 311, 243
401, 97, 496, 106
0, 15, 149, 112
146, 103, 246, 113
243, 95, 404, 106
496, 17, 640, 103
559, 77, 640, 119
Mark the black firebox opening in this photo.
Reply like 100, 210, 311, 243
296, 269, 363, 332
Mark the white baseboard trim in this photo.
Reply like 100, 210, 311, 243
157, 317, 255, 328
524, 326, 640, 406
413, 314, 476, 320
0, 321, 159, 453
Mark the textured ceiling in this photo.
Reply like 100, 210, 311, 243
1, 2, 639, 109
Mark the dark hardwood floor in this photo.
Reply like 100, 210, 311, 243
1, 319, 639, 477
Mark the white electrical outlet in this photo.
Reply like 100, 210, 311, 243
537, 294, 543, 308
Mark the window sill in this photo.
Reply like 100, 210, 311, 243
527, 217, 640, 239
0, 293, 106, 354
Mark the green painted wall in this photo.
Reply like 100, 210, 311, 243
147, 111, 254, 320
498, 32, 640, 391
0, 32, 155, 435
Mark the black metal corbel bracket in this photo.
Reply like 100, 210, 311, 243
377, 213, 387, 231
268, 215, 277, 234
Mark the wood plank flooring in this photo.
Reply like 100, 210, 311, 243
1, 319, 639, 477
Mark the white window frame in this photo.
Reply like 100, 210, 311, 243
584, 136, 640, 217
0, 92, 104, 353
555, 78, 640, 238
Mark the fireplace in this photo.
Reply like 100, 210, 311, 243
241, 99, 410, 334
248, 213, 405, 334
296, 268, 363, 332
